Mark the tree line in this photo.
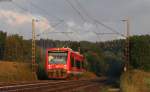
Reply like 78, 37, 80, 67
0, 31, 32, 62
0, 31, 149, 77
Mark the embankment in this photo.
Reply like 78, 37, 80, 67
120, 70, 150, 92
0, 61, 37, 82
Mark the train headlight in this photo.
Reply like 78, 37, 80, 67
48, 65, 51, 69
64, 65, 67, 69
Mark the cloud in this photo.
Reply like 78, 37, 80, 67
65, 21, 98, 41
66, 21, 76, 27
65, 20, 126, 41
0, 9, 55, 32
66, 21, 94, 31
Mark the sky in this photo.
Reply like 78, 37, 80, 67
0, 0, 150, 42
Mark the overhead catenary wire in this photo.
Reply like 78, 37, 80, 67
65, 0, 121, 41
62, 32, 74, 41
8, 0, 125, 41
28, 0, 63, 22
11, 0, 63, 24
62, 22, 83, 41
93, 19, 125, 37
27, 0, 67, 38
65, 0, 86, 23
36, 31, 73, 41
65, 0, 95, 41
45, 31, 73, 38
12, 0, 57, 22
11, 0, 66, 39
74, 0, 92, 21
36, 20, 65, 37
74, 0, 125, 37
7, 1, 71, 41
10, 0, 64, 29
11, 1, 30, 14
37, 31, 73, 35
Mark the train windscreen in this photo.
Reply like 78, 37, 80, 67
48, 51, 68, 64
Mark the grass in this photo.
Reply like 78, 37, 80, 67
100, 87, 109, 92
145, 77, 150, 91
0, 61, 37, 82
80, 71, 97, 79
120, 69, 150, 92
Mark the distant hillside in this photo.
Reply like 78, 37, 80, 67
0, 61, 37, 82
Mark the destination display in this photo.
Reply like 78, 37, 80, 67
48, 52, 68, 64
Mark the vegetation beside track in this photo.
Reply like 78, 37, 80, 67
1, 31, 150, 76
80, 71, 97, 79
120, 70, 150, 92
0, 31, 150, 92
0, 61, 36, 82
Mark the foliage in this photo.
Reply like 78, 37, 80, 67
0, 31, 7, 60
0, 30, 149, 78
37, 62, 48, 80
104, 51, 123, 77
130, 35, 150, 71
120, 70, 150, 92
3, 34, 32, 62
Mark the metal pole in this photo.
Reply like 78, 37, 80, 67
123, 17, 130, 72
126, 17, 130, 70
32, 19, 36, 72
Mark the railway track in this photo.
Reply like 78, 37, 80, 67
0, 79, 103, 92
0, 80, 58, 86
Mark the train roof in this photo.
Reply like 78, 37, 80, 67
47, 47, 84, 57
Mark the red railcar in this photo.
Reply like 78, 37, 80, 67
45, 48, 85, 79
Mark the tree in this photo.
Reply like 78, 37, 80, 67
0, 31, 7, 60
130, 35, 150, 71
4, 35, 24, 61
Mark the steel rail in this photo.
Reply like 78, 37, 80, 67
6, 81, 90, 92
0, 79, 100, 92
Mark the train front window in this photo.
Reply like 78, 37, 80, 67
48, 52, 68, 64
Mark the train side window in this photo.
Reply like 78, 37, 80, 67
82, 61, 84, 68
76, 60, 81, 69
71, 56, 74, 67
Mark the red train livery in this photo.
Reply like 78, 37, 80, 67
45, 48, 85, 79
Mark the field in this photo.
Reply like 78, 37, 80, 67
120, 70, 150, 92
0, 61, 37, 82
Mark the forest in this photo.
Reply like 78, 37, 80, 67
0, 31, 150, 78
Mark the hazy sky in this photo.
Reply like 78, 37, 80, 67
0, 0, 150, 41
